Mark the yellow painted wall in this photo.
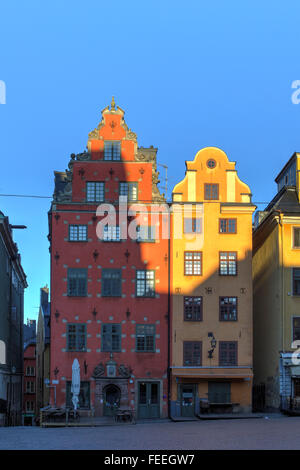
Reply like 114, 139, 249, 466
171, 147, 255, 411
253, 214, 300, 408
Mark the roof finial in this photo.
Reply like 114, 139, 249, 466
111, 96, 116, 111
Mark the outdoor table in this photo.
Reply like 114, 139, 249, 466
115, 407, 135, 423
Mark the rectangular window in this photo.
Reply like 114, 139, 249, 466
293, 318, 300, 341
183, 218, 202, 233
219, 297, 238, 321
184, 252, 202, 275
204, 184, 219, 200
137, 225, 156, 242
293, 227, 300, 248
104, 141, 121, 161
136, 270, 155, 297
67, 324, 87, 351
26, 367, 35, 376
219, 252, 237, 275
26, 401, 34, 412
86, 182, 105, 202
136, 324, 155, 352
183, 341, 202, 366
26, 381, 35, 393
219, 341, 237, 366
119, 182, 138, 201
101, 324, 121, 352
101, 269, 122, 297
184, 297, 203, 321
293, 268, 300, 296
103, 225, 120, 242
66, 381, 90, 409
67, 268, 87, 297
219, 219, 237, 234
69, 224, 88, 242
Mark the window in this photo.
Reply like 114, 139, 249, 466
26, 401, 34, 412
184, 252, 202, 275
183, 218, 202, 233
184, 297, 202, 321
137, 225, 155, 242
206, 159, 216, 169
136, 270, 155, 297
104, 141, 121, 161
204, 183, 219, 200
136, 324, 155, 352
26, 366, 35, 376
101, 269, 122, 297
219, 341, 237, 366
183, 341, 202, 366
86, 182, 105, 202
101, 324, 121, 352
67, 268, 87, 297
293, 318, 300, 341
103, 225, 120, 242
67, 324, 87, 351
66, 381, 90, 409
69, 225, 88, 242
219, 252, 237, 275
208, 382, 231, 404
293, 268, 300, 296
219, 219, 237, 234
219, 297, 238, 321
293, 227, 300, 248
26, 381, 35, 393
119, 182, 138, 201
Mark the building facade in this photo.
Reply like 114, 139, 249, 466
253, 152, 300, 410
36, 286, 50, 414
48, 99, 169, 419
0, 211, 27, 426
23, 320, 36, 425
170, 147, 255, 417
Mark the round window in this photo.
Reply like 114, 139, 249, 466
207, 159, 216, 169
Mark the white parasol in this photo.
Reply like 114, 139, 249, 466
71, 358, 80, 414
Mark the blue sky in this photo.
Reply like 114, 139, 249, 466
0, 0, 300, 321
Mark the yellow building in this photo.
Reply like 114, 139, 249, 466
253, 153, 300, 411
170, 147, 255, 417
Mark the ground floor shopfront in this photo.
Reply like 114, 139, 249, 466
50, 358, 168, 420
169, 367, 253, 417
280, 353, 300, 410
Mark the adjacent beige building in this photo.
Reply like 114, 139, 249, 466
253, 152, 300, 410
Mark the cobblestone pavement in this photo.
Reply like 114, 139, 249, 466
0, 415, 299, 450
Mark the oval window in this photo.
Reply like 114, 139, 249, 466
207, 159, 216, 169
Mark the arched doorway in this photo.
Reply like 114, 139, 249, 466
103, 384, 121, 416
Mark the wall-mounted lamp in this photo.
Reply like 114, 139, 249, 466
54, 310, 60, 322
208, 332, 217, 359
126, 308, 131, 319
93, 250, 99, 261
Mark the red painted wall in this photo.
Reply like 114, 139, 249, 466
49, 105, 169, 417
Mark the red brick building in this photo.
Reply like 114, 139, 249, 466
48, 99, 169, 419
23, 341, 36, 425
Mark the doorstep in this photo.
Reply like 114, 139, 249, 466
197, 413, 263, 420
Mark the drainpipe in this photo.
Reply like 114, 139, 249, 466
275, 210, 284, 406
275, 210, 284, 353
167, 209, 171, 419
